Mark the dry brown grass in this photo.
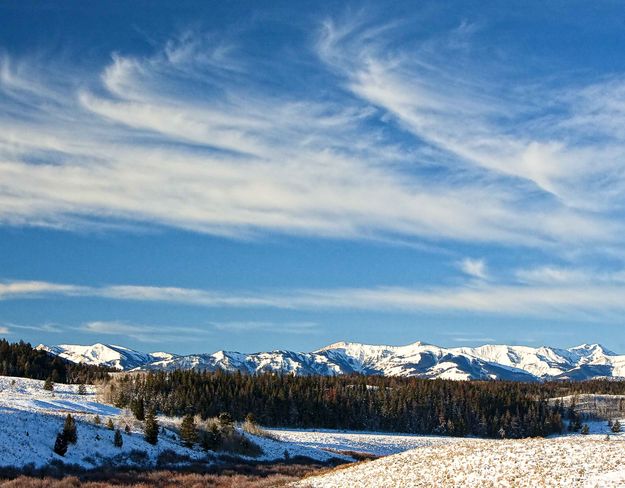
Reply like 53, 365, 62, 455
0, 461, 336, 487
299, 459, 370, 480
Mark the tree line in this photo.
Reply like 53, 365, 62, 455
0, 339, 113, 384
100, 370, 625, 439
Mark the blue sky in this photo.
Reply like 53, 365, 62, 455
2, 0, 625, 354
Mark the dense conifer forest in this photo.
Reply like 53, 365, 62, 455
0, 340, 113, 384
104, 370, 623, 439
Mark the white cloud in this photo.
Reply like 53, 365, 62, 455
0, 26, 619, 251
81, 320, 213, 343
317, 15, 625, 219
4, 277, 625, 321
211, 321, 319, 335
6, 323, 62, 333
0, 281, 82, 298
459, 258, 488, 280
451, 337, 496, 343
0, 326, 9, 335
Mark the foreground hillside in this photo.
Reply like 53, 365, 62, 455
38, 340, 625, 381
0, 376, 345, 471
297, 435, 625, 488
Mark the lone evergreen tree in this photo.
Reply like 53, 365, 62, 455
114, 429, 123, 448
43, 377, 54, 391
179, 414, 198, 447
94, 414, 101, 425
124, 424, 131, 434
53, 432, 67, 456
144, 409, 158, 445
78, 384, 87, 395
131, 397, 145, 421
611, 419, 622, 433
581, 424, 590, 435
107, 418, 115, 430
63, 414, 77, 444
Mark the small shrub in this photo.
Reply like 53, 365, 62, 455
242, 418, 276, 440
199, 424, 222, 451
157, 449, 193, 466
218, 412, 234, 430
129, 449, 148, 463
43, 378, 54, 391
107, 418, 115, 430
93, 415, 101, 425
220, 431, 263, 457
611, 419, 622, 433
77, 384, 87, 395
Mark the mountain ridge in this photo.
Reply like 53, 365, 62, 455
36, 341, 625, 381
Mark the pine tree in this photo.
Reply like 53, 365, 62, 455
94, 414, 101, 425
125, 424, 131, 434
581, 424, 590, 435
53, 432, 67, 456
114, 429, 123, 448
43, 377, 54, 391
131, 397, 145, 421
78, 384, 87, 395
144, 409, 158, 445
63, 414, 77, 444
107, 418, 115, 430
179, 414, 198, 447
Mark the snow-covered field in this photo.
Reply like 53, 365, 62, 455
296, 435, 625, 488
0, 376, 351, 469
266, 428, 459, 456
4, 374, 625, 487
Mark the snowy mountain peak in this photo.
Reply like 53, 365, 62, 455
39, 340, 625, 381
568, 343, 615, 356
36, 343, 162, 370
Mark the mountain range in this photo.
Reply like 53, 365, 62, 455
36, 341, 625, 381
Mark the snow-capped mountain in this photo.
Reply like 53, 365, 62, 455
37, 341, 625, 381
35, 343, 175, 370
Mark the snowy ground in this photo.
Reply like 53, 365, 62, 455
0, 376, 349, 470
5, 374, 625, 486
296, 435, 625, 488
266, 428, 460, 456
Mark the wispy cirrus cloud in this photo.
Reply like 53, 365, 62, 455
4, 275, 625, 321
81, 320, 214, 343
459, 258, 488, 280
210, 321, 319, 335
0, 20, 620, 252
316, 14, 625, 225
